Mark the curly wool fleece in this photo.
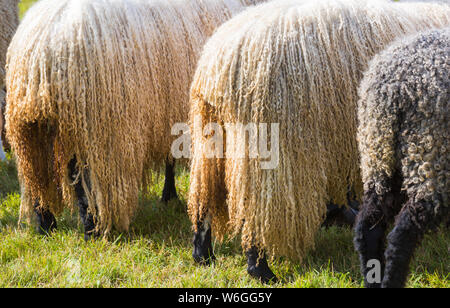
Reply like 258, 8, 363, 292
358, 27, 449, 211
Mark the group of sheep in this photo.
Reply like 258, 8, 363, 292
0, 0, 448, 288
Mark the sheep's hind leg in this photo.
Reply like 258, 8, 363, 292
34, 200, 57, 234
246, 247, 278, 284
161, 160, 178, 203
192, 216, 216, 265
69, 158, 98, 241
354, 187, 388, 288
382, 198, 444, 288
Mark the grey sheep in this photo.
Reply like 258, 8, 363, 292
354, 27, 449, 288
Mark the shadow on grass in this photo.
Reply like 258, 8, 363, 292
0, 155, 20, 197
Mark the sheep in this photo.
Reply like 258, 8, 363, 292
354, 27, 449, 288
5, 0, 266, 239
0, 0, 19, 160
187, 0, 450, 282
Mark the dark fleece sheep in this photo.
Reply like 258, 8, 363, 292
355, 27, 449, 288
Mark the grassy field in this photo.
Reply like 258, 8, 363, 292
0, 0, 448, 288
1, 155, 448, 288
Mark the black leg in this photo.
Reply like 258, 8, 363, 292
76, 192, 97, 241
382, 199, 440, 288
161, 160, 178, 203
69, 158, 98, 241
33, 200, 57, 234
246, 246, 277, 284
354, 188, 388, 288
192, 218, 215, 265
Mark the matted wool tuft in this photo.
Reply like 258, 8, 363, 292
188, 0, 450, 260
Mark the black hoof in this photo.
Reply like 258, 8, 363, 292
192, 223, 215, 265
193, 250, 216, 266
36, 219, 57, 235
247, 264, 278, 284
82, 214, 99, 242
161, 189, 178, 203
34, 202, 57, 235
83, 231, 100, 242
246, 247, 278, 284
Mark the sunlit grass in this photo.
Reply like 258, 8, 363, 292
19, 0, 37, 18
0, 156, 448, 288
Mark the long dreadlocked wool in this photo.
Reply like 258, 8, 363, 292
358, 27, 449, 211
5, 0, 265, 233
0, 0, 18, 95
0, 0, 18, 158
188, 0, 450, 260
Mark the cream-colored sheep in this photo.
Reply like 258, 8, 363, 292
5, 0, 266, 238
188, 0, 450, 282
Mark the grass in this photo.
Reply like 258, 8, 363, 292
0, 156, 448, 288
19, 0, 36, 18
2, 0, 448, 288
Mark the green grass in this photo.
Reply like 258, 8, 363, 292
19, 0, 37, 18
0, 156, 448, 288
3, 0, 449, 288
